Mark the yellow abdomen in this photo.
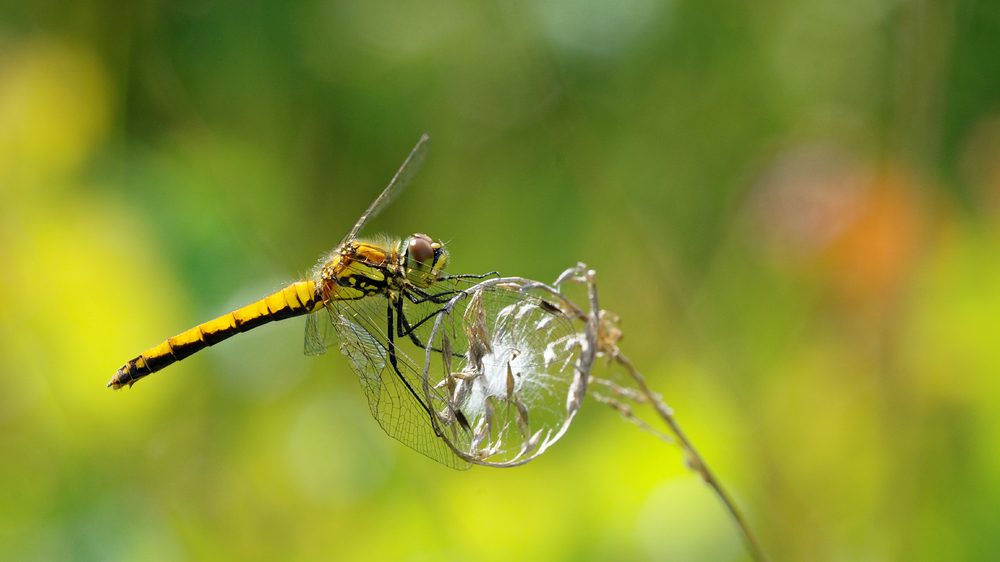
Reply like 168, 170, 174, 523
108, 280, 323, 389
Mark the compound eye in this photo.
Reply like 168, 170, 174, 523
408, 234, 434, 265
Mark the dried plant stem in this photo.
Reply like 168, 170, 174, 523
588, 389, 675, 444
590, 376, 650, 403
609, 350, 769, 562
556, 264, 767, 560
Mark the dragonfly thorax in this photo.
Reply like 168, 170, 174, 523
315, 234, 448, 302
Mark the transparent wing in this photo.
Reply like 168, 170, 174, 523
303, 310, 334, 356
339, 134, 431, 246
325, 290, 474, 470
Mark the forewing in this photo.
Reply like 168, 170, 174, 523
340, 134, 431, 245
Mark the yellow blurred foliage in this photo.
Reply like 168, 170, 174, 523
0, 38, 112, 187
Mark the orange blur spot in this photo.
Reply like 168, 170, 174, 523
822, 167, 923, 303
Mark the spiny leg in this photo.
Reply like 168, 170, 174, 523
405, 271, 498, 308
440, 271, 499, 282
390, 296, 470, 432
394, 293, 462, 359
383, 299, 440, 428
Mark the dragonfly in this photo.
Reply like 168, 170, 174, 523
109, 134, 580, 469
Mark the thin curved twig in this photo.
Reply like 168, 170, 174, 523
560, 264, 768, 562
605, 350, 769, 562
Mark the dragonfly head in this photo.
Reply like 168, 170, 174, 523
401, 233, 447, 287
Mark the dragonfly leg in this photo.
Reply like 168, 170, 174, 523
385, 299, 470, 435
440, 271, 500, 282
391, 297, 471, 432
384, 300, 437, 421
394, 294, 460, 358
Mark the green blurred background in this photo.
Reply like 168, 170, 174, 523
2, 0, 999, 559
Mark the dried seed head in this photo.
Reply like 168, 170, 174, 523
597, 310, 623, 356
